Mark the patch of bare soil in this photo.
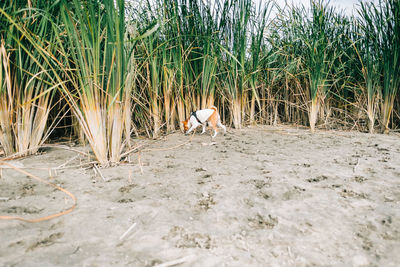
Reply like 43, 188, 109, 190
1, 125, 399, 266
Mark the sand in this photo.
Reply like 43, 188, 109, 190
0, 125, 399, 266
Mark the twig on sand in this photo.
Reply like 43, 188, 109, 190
119, 222, 137, 240
93, 165, 107, 181
153, 255, 194, 267
48, 168, 54, 179
63, 161, 99, 170
353, 158, 360, 173
287, 246, 293, 258
56, 155, 80, 169
201, 142, 216, 146
120, 143, 147, 158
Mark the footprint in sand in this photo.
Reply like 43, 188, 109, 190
306, 175, 328, 183
197, 173, 213, 185
21, 183, 36, 197
248, 214, 278, 230
339, 188, 368, 199
3, 206, 44, 214
242, 178, 271, 189
354, 175, 367, 183
197, 192, 216, 210
163, 226, 214, 249
118, 184, 138, 193
26, 232, 64, 251
115, 184, 144, 203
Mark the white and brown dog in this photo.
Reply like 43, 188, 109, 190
182, 106, 226, 138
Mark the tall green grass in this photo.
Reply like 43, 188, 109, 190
0, 0, 60, 156
1, 0, 400, 163
358, 0, 400, 133
280, 1, 339, 132
57, 0, 130, 164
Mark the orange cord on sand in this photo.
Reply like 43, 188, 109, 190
0, 160, 77, 223
0, 132, 196, 222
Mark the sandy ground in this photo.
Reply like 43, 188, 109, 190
0, 125, 400, 267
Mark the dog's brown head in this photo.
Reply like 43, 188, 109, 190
182, 119, 190, 132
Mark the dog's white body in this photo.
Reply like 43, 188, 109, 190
183, 107, 226, 138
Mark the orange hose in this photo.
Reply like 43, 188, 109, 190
0, 160, 77, 223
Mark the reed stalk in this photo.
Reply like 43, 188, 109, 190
358, 0, 400, 133
0, 1, 58, 156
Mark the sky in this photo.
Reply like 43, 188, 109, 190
272, 0, 379, 16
